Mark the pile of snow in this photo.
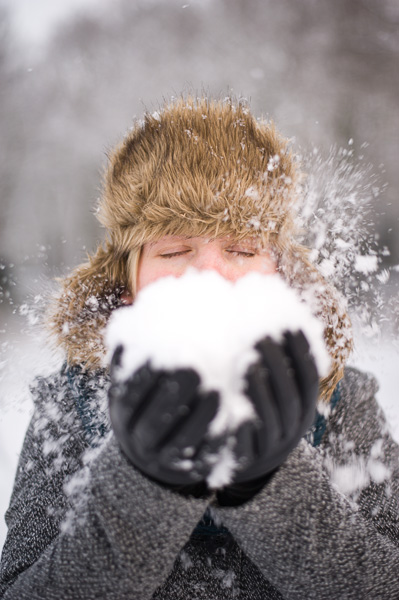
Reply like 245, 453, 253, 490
106, 270, 330, 486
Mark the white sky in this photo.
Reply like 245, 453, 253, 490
3, 0, 110, 46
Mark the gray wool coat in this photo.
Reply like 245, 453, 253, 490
1, 366, 399, 599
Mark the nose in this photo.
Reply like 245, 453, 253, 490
191, 245, 231, 278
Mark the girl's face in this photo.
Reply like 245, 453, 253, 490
135, 235, 276, 293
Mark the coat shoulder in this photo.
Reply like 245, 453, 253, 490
340, 366, 379, 400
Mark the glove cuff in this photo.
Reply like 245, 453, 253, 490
216, 469, 278, 507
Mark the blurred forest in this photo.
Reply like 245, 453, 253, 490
0, 0, 398, 313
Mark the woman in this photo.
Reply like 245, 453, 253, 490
1, 97, 399, 599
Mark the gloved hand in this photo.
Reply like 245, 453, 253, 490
217, 330, 319, 506
108, 345, 224, 495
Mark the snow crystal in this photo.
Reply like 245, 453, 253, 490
376, 269, 390, 284
267, 154, 280, 171
354, 254, 378, 274
328, 454, 391, 497
206, 443, 237, 489
213, 568, 236, 588
86, 296, 99, 311
334, 238, 351, 250
367, 459, 391, 485
246, 217, 261, 230
319, 258, 336, 278
244, 186, 260, 200
179, 550, 193, 571
299, 147, 399, 347
370, 438, 384, 459
330, 460, 369, 495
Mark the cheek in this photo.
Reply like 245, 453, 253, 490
137, 263, 162, 291
257, 255, 277, 275
234, 255, 276, 278
137, 259, 184, 292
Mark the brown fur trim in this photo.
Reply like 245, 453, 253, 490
279, 244, 353, 401
48, 243, 127, 368
48, 96, 352, 401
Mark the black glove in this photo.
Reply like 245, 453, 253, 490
108, 345, 225, 495
217, 330, 319, 506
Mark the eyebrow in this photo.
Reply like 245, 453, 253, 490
146, 236, 260, 250
147, 237, 187, 248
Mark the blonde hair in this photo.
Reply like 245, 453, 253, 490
127, 247, 141, 298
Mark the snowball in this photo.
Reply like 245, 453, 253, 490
106, 270, 330, 439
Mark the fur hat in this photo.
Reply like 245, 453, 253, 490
49, 97, 352, 401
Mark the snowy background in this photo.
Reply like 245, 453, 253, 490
1, 0, 399, 550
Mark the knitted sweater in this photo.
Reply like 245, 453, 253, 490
1, 366, 399, 599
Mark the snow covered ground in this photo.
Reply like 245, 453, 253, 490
0, 314, 398, 551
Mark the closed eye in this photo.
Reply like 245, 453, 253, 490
159, 250, 191, 259
226, 249, 256, 258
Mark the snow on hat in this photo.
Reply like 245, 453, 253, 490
49, 96, 352, 401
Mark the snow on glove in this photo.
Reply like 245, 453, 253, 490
108, 345, 226, 494
217, 330, 319, 506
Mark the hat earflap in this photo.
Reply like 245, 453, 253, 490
49, 243, 128, 368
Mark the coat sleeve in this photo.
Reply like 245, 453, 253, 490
0, 374, 209, 600
212, 368, 399, 599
